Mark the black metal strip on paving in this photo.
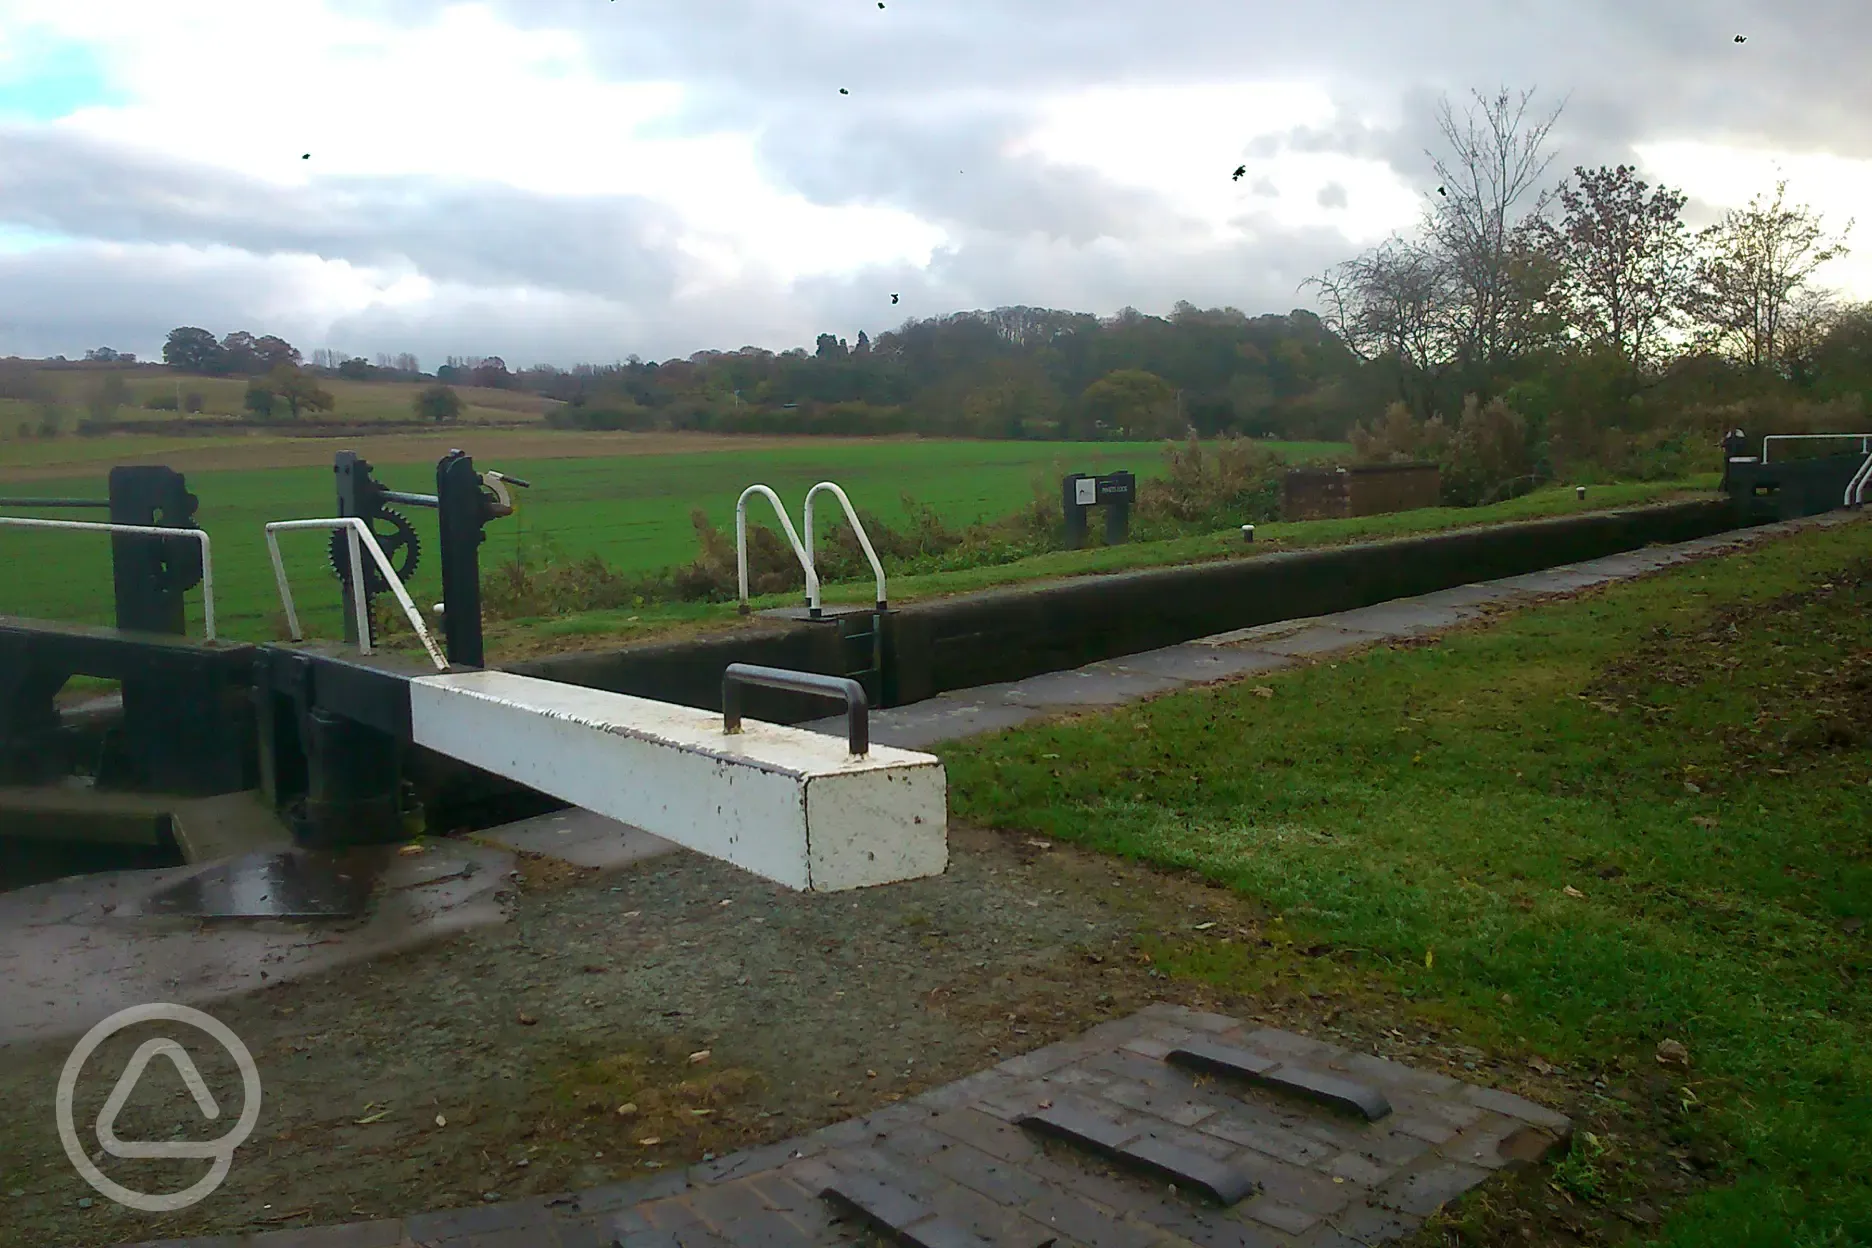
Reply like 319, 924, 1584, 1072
1016, 1097, 1259, 1206
817, 1167, 998, 1248
1167, 1039, 1393, 1122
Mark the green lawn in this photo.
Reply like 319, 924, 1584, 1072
1, 439, 1299, 639
941, 517, 1872, 1244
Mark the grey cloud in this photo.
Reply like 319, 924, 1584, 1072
1317, 183, 1348, 209
12, 0, 1872, 364
0, 128, 682, 301
749, 104, 1190, 245
351, 0, 1872, 160
0, 243, 334, 360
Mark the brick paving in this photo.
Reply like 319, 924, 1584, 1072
130, 1005, 1572, 1248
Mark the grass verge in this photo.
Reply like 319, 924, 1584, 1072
487, 478, 1718, 658
940, 516, 1872, 1245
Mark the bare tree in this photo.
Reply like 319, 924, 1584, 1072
1305, 236, 1460, 418
1423, 86, 1567, 373
1686, 178, 1853, 373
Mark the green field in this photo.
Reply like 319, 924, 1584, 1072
945, 518, 1872, 1243
2, 439, 1349, 640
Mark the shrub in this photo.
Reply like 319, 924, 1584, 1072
1443, 395, 1536, 506
144, 392, 179, 412
413, 384, 464, 423
1135, 435, 1289, 532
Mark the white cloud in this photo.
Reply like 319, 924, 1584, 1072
1634, 140, 1867, 293
1, 0, 1870, 363
1013, 82, 1422, 247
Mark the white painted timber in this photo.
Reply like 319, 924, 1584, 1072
407, 669, 947, 891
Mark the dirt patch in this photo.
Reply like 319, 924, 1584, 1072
0, 822, 1703, 1248
0, 431, 907, 482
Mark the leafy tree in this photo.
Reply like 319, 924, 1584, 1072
258, 364, 335, 418
243, 382, 275, 417
337, 357, 375, 380
1687, 179, 1854, 373
220, 330, 261, 375
470, 357, 512, 389
1079, 368, 1180, 438
1535, 165, 1693, 373
414, 384, 464, 423
84, 374, 128, 423
253, 335, 301, 371
163, 327, 221, 373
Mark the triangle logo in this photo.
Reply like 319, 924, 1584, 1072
96, 1039, 225, 1160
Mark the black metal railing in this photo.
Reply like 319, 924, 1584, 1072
722, 663, 869, 757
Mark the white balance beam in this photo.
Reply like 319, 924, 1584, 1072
407, 670, 947, 892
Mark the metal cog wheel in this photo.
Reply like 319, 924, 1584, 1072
328, 507, 421, 594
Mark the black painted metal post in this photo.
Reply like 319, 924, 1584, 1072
107, 465, 197, 635
435, 450, 485, 668
301, 710, 404, 847
1102, 471, 1135, 546
333, 451, 370, 648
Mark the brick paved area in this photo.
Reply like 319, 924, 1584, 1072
132, 1005, 1571, 1248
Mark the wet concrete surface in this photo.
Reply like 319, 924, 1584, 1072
138, 849, 378, 920
0, 840, 517, 1050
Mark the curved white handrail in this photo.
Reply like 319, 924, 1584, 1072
0, 517, 216, 641
1847, 451, 1872, 508
802, 481, 888, 612
735, 485, 817, 611
263, 517, 446, 670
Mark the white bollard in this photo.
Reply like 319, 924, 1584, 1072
1576, 486, 1586, 500
1241, 524, 1255, 543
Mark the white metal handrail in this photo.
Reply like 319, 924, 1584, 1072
735, 485, 817, 611
0, 517, 216, 641
803, 481, 888, 612
1847, 451, 1872, 508
1762, 433, 1872, 463
263, 517, 447, 670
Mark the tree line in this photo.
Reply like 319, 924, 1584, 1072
143, 89, 1867, 461
1310, 87, 1864, 493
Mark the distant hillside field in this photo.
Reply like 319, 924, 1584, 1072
0, 363, 554, 432
0, 436, 1347, 641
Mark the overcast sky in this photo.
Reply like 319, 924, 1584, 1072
0, 0, 1866, 367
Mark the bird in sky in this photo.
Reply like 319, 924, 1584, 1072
890, 294, 900, 305
1734, 33, 1746, 42
302, 153, 310, 160
1232, 165, 1246, 181
1437, 185, 1447, 196
839, 88, 850, 95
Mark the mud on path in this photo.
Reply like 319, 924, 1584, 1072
0, 826, 1233, 1247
